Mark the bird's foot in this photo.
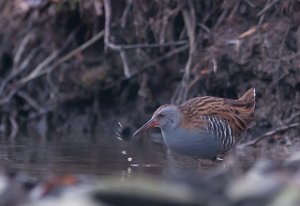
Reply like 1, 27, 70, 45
212, 155, 224, 162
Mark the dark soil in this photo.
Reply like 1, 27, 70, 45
0, 1, 298, 146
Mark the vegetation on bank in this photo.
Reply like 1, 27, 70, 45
0, 0, 298, 144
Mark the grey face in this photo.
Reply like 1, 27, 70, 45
132, 104, 182, 138
153, 105, 182, 131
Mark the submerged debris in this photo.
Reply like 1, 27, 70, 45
0, 155, 299, 206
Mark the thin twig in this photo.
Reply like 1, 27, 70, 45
119, 49, 131, 77
0, 30, 105, 104
16, 28, 78, 86
104, 0, 112, 52
101, 44, 189, 90
19, 50, 59, 84
104, 0, 187, 50
187, 74, 202, 92
140, 45, 189, 70
104, 0, 131, 77
285, 111, 300, 124
228, 2, 240, 21
14, 32, 34, 65
243, 0, 256, 8
244, 123, 300, 146
107, 40, 188, 50
104, 0, 188, 78
9, 112, 18, 139
121, 0, 133, 28
182, 3, 196, 83
257, 0, 280, 17
215, 7, 229, 29
51, 30, 104, 67
172, 2, 196, 104
0, 47, 40, 94
27, 109, 52, 120
198, 23, 211, 34
17, 91, 43, 112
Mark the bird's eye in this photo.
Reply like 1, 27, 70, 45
157, 113, 165, 118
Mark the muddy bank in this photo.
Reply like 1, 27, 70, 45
0, 1, 298, 145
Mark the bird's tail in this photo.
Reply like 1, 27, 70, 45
238, 88, 256, 128
239, 88, 255, 110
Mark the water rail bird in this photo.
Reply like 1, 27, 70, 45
133, 88, 256, 160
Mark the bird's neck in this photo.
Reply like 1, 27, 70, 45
160, 125, 176, 133
160, 119, 181, 133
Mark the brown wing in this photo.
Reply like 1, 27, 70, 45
179, 88, 255, 139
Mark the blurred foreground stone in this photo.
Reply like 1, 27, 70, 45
0, 153, 300, 206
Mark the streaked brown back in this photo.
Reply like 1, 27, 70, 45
179, 88, 255, 139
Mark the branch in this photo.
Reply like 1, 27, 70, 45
172, 2, 196, 104
104, 0, 188, 78
17, 91, 43, 112
0, 47, 40, 95
244, 123, 300, 146
14, 32, 34, 65
257, 0, 280, 17
119, 49, 131, 78
0, 30, 105, 104
9, 111, 18, 139
121, 0, 133, 28
104, 0, 187, 50
101, 44, 189, 90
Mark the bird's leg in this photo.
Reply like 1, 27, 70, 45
216, 156, 224, 161
212, 154, 227, 167
212, 154, 225, 162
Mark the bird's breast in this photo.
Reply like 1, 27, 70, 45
161, 127, 223, 159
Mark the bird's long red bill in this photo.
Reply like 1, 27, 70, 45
133, 119, 159, 138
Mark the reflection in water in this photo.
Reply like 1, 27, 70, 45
0, 133, 168, 176
0, 132, 293, 178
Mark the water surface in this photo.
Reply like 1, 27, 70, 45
0, 132, 293, 178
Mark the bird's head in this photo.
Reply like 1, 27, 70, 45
133, 104, 182, 138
